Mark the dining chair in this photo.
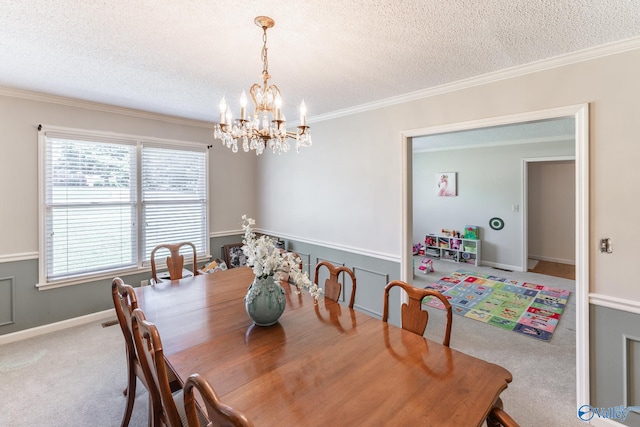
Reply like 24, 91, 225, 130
112, 278, 180, 427
112, 278, 145, 427
382, 280, 453, 346
131, 308, 208, 427
313, 261, 357, 308
183, 373, 255, 427
486, 398, 520, 426
150, 242, 200, 285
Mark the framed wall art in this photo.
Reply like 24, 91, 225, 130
436, 172, 457, 197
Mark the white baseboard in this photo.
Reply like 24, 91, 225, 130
480, 260, 525, 272
0, 308, 116, 346
528, 254, 576, 265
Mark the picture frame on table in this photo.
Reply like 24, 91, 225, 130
223, 243, 247, 269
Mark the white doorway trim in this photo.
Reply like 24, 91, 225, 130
521, 155, 576, 271
400, 103, 590, 412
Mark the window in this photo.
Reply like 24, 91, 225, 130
39, 127, 208, 288
141, 144, 208, 260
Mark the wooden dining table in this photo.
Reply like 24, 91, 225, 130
134, 267, 513, 426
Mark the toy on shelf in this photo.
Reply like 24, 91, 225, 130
438, 237, 449, 248
418, 257, 434, 274
464, 225, 479, 240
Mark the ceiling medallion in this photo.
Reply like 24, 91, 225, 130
213, 16, 311, 155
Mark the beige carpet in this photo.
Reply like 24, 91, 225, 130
413, 258, 583, 426
0, 319, 149, 427
0, 260, 583, 426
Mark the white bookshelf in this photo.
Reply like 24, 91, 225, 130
424, 234, 481, 266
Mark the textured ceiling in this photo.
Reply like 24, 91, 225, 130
1, 1, 639, 123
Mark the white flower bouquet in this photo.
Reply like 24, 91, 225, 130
241, 215, 322, 301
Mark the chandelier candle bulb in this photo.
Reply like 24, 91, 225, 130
275, 93, 282, 121
240, 91, 247, 120
300, 101, 307, 126
219, 97, 227, 124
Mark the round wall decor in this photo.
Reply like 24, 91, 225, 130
489, 217, 504, 230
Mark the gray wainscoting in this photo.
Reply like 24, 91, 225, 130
0, 236, 239, 335
590, 304, 640, 426
0, 258, 156, 335
0, 276, 15, 326
0, 235, 401, 335
285, 239, 399, 323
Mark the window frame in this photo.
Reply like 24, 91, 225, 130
37, 125, 210, 290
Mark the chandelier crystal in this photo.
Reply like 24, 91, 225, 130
213, 16, 311, 155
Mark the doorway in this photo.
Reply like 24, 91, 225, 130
524, 157, 576, 280
400, 104, 589, 408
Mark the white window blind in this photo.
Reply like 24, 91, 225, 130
44, 136, 137, 281
40, 129, 208, 286
142, 144, 207, 262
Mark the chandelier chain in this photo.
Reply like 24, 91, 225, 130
261, 27, 269, 78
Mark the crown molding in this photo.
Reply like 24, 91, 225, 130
2, 36, 639, 128
0, 86, 214, 128
311, 36, 640, 123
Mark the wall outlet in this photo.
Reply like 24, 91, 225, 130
140, 279, 149, 287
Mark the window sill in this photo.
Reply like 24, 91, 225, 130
37, 266, 148, 291
36, 255, 211, 291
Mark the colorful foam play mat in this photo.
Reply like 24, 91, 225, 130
423, 270, 570, 342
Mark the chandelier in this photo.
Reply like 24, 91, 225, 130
213, 16, 311, 155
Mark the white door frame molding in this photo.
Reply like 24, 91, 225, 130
400, 103, 590, 411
